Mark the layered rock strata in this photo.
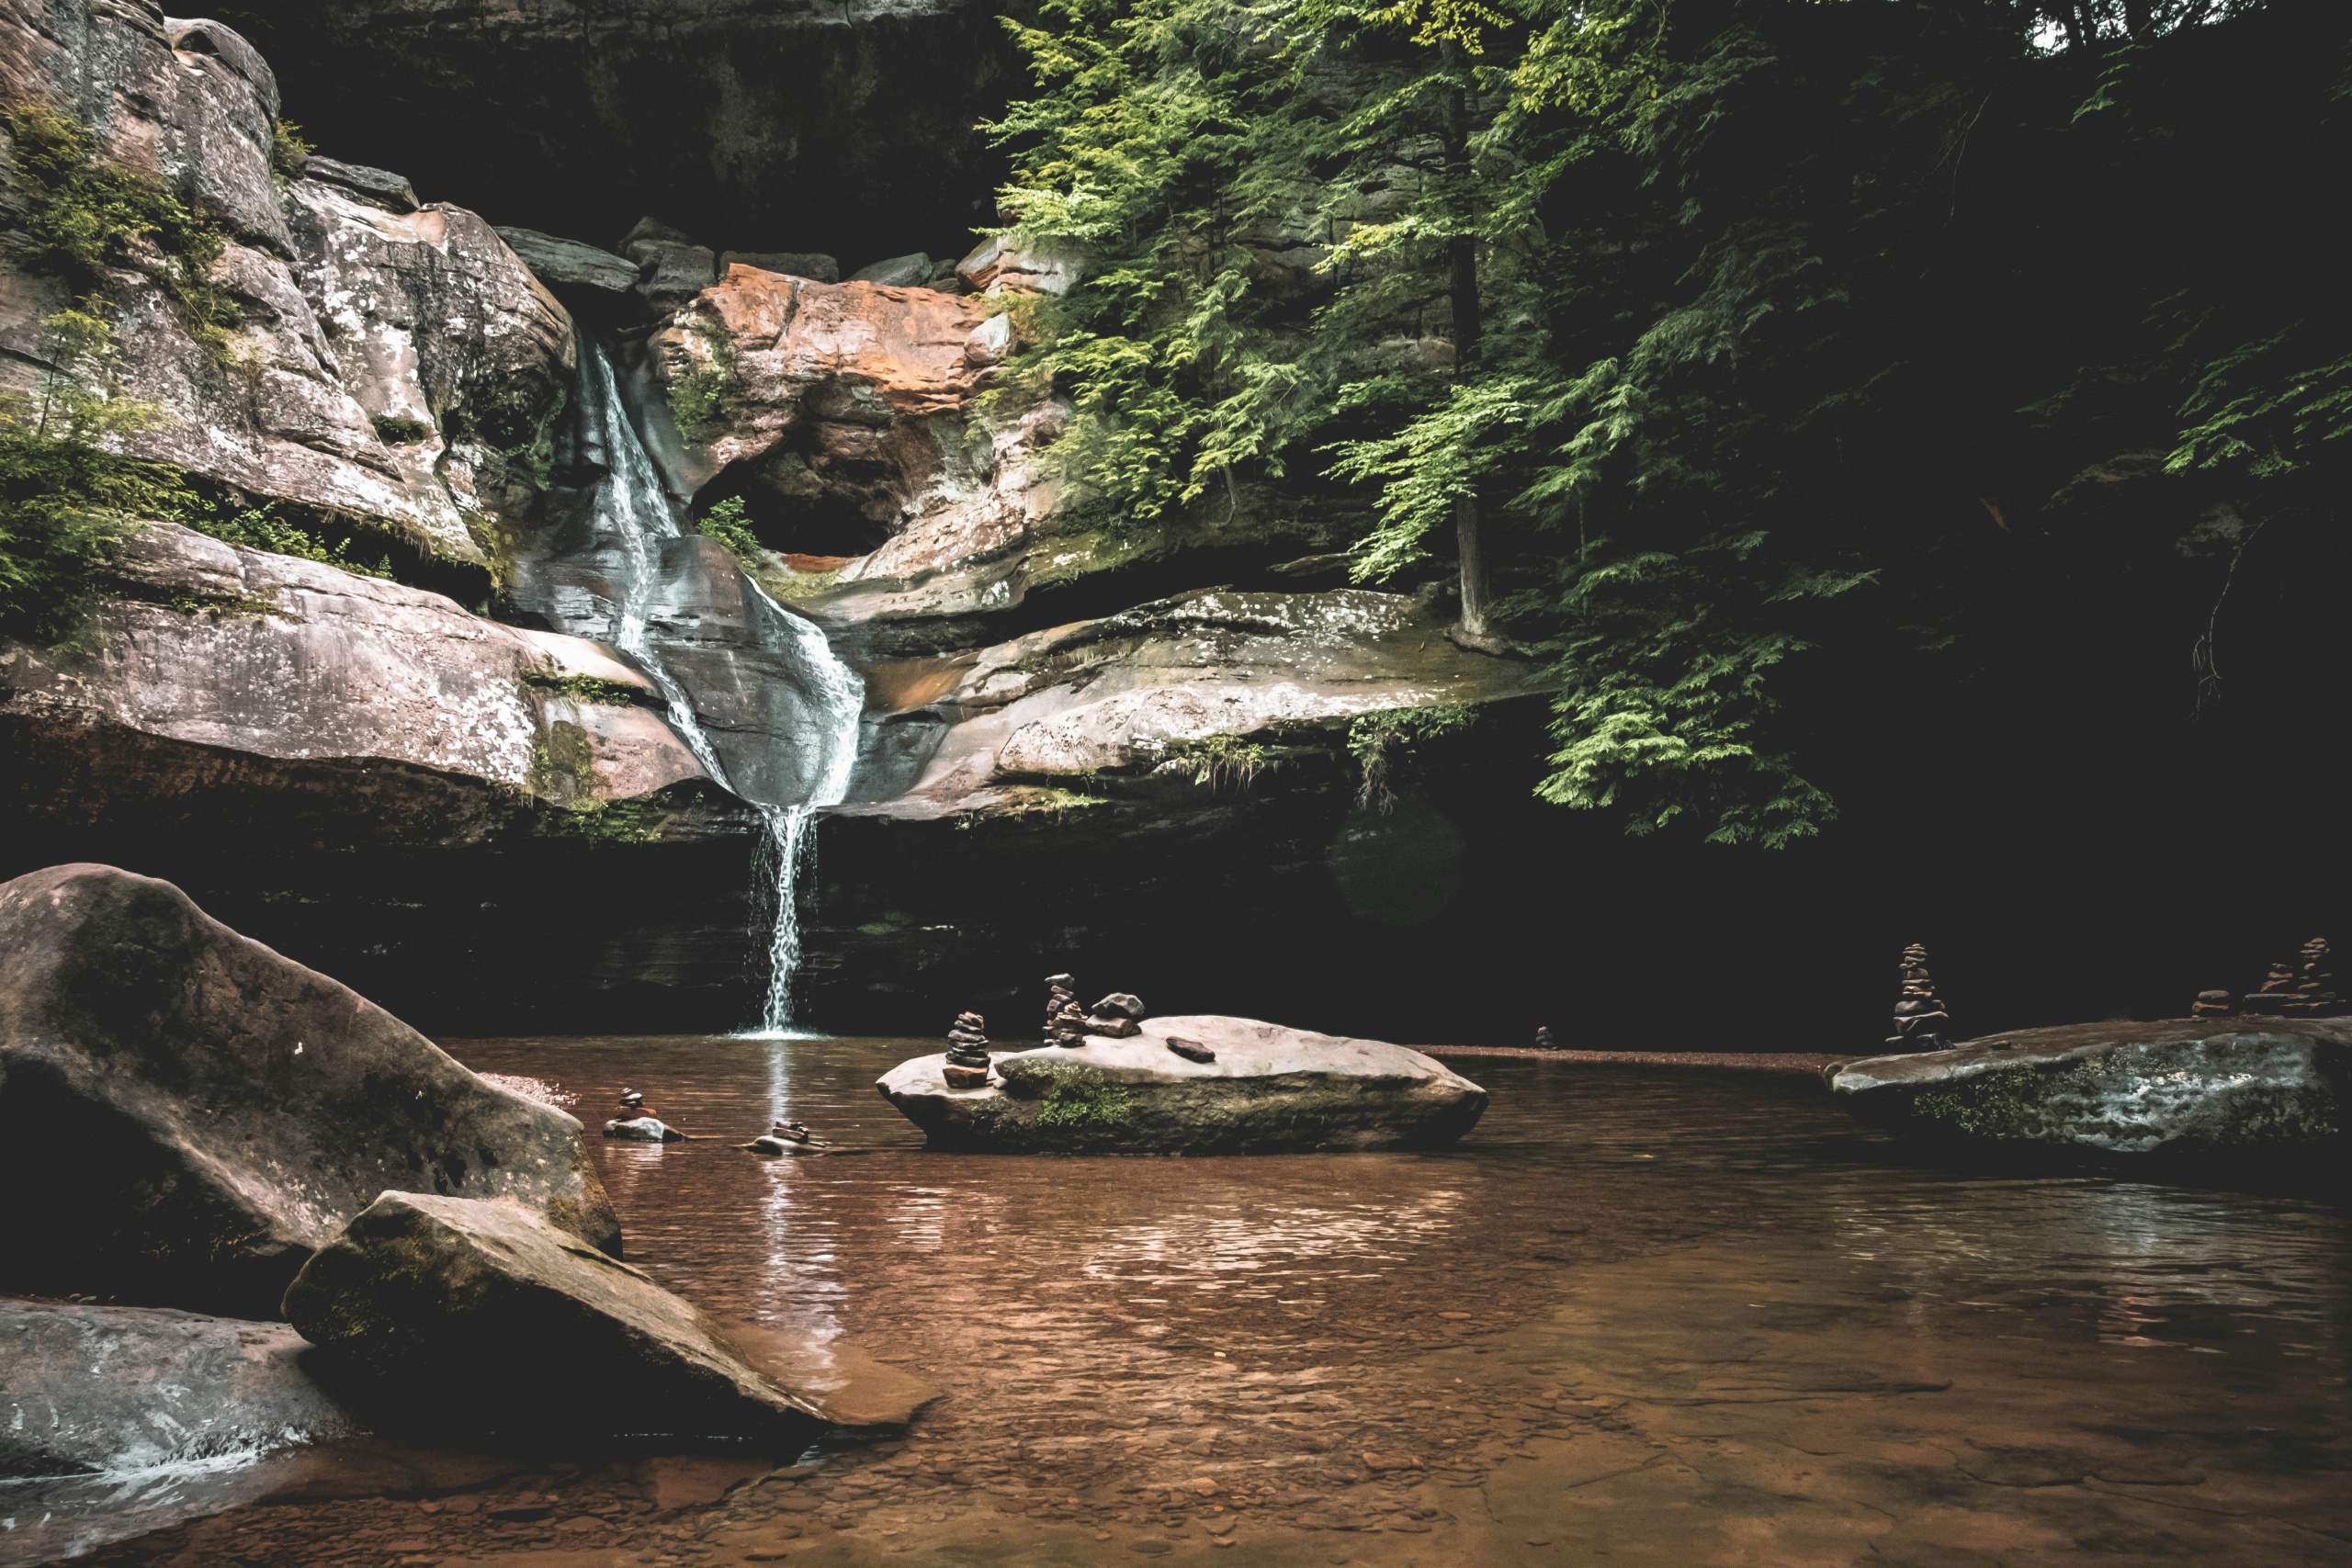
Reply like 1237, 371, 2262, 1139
0, 523, 710, 843
846, 588, 1553, 818
0, 3, 576, 570
876, 1014, 1489, 1154
0, 863, 623, 1315
1827, 1018, 2352, 1156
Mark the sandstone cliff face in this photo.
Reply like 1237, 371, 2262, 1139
850, 589, 1553, 818
0, 1, 574, 570
0, 523, 709, 842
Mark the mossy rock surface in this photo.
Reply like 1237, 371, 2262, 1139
876, 1015, 1487, 1155
1827, 1018, 2352, 1156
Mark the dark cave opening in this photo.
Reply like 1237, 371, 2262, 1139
211, 3, 1022, 276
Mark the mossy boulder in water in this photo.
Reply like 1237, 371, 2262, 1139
0, 864, 621, 1316
1826, 1019, 2352, 1156
876, 1015, 1487, 1154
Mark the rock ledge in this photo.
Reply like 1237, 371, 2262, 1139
876, 1015, 1487, 1154
1826, 1018, 2352, 1155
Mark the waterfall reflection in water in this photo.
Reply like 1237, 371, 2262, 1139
50, 1041, 2347, 1568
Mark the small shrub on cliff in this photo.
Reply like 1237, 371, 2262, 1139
2, 102, 241, 353
369, 413, 435, 446
190, 502, 392, 580
269, 119, 313, 184
695, 495, 763, 564
0, 304, 194, 644
1347, 705, 1476, 813
670, 317, 744, 443
1164, 732, 1276, 795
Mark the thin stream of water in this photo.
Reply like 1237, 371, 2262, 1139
577, 345, 864, 1033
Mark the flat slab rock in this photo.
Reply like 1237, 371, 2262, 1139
0, 864, 621, 1316
283, 1193, 933, 1441
1, 1299, 354, 1480
1826, 1018, 2352, 1154
876, 1015, 1487, 1154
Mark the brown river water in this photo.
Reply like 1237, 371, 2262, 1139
20, 1036, 2350, 1567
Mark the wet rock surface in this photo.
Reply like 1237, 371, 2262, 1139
0, 1298, 353, 1480
0, 523, 707, 841
0, 864, 621, 1314
1828, 1017, 2352, 1154
878, 1015, 1489, 1153
69, 1042, 2349, 1568
282, 1191, 873, 1442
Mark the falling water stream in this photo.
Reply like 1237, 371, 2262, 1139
577, 345, 864, 1034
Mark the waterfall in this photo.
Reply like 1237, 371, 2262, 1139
743, 581, 864, 1036
576, 344, 865, 1035
581, 346, 738, 794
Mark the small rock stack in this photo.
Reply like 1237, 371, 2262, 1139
2190, 989, 2233, 1021
1043, 973, 1089, 1048
943, 1012, 992, 1089
2242, 955, 2303, 1015
1886, 943, 1955, 1053
2247, 937, 2343, 1017
1087, 993, 1147, 1038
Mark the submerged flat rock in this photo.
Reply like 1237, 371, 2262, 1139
876, 1014, 1487, 1154
283, 1193, 931, 1441
0, 1300, 354, 1481
1826, 1018, 2352, 1155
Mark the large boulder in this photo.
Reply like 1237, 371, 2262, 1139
283, 1192, 929, 1441
876, 1014, 1489, 1154
0, 864, 622, 1315
1826, 1019, 2352, 1156
1, 1299, 352, 1479
0, 522, 712, 845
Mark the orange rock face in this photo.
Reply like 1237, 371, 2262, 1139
653, 265, 1036, 559
672, 266, 991, 453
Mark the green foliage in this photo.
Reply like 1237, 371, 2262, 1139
522, 665, 640, 705
997, 1057, 1136, 1133
3, 102, 241, 354
1164, 732, 1276, 793
529, 795, 665, 845
188, 502, 392, 579
990, 0, 2349, 847
671, 317, 744, 443
270, 119, 314, 183
1346, 703, 1475, 810
0, 303, 194, 644
696, 494, 763, 562
370, 412, 436, 446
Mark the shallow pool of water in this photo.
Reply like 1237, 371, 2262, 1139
37, 1036, 2351, 1566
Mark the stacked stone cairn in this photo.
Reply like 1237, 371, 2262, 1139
1043, 973, 1089, 1048
2244, 937, 2342, 1017
1087, 993, 1147, 1038
1886, 943, 1955, 1053
943, 1011, 992, 1089
2190, 988, 2233, 1021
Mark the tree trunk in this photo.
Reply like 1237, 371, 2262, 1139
1442, 41, 1493, 646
